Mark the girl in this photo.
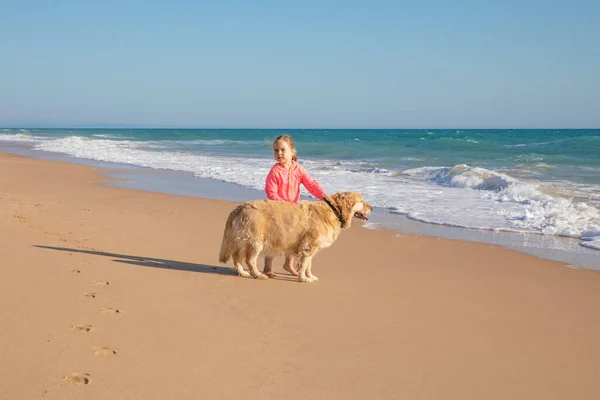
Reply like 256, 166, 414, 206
263, 135, 327, 278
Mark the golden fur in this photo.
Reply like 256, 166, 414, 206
218, 192, 372, 282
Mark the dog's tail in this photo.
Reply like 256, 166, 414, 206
218, 236, 234, 263
218, 206, 241, 263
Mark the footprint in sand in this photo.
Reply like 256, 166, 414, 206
100, 308, 120, 315
93, 280, 110, 287
67, 269, 81, 274
71, 324, 93, 332
63, 373, 90, 385
93, 347, 117, 356
80, 292, 96, 299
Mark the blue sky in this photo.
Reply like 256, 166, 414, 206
1, 0, 599, 128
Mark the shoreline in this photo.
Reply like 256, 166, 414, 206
2, 142, 598, 270
2, 152, 600, 399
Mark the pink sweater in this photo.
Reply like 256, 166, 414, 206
265, 161, 326, 203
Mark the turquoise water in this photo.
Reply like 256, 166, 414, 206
1, 128, 600, 255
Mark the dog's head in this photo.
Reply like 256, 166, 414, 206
325, 192, 372, 228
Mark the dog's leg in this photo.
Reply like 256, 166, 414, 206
232, 250, 251, 278
245, 245, 268, 280
297, 241, 319, 283
297, 255, 310, 283
306, 258, 318, 282
297, 253, 318, 283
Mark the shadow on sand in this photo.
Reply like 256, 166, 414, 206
34, 245, 297, 281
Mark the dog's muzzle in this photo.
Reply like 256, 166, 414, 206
354, 211, 369, 220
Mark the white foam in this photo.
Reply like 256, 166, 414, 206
582, 230, 600, 241
580, 240, 600, 251
580, 231, 600, 251
178, 139, 248, 146
580, 242, 600, 250
504, 138, 569, 147
92, 134, 136, 140
0, 133, 43, 142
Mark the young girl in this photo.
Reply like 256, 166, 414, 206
263, 135, 327, 278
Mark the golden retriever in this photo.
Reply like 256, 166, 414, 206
218, 192, 372, 282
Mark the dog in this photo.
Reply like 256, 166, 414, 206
218, 192, 372, 282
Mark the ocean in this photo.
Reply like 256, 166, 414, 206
1, 128, 599, 269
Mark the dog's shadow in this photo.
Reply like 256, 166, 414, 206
34, 245, 297, 281
35, 245, 236, 276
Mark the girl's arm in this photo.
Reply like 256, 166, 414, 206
300, 166, 326, 199
265, 167, 285, 201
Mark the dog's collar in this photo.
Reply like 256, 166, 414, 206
323, 197, 344, 227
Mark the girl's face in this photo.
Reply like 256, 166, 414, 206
273, 140, 294, 167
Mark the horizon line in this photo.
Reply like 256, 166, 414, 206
2, 126, 599, 130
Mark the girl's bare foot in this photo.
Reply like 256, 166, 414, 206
283, 264, 299, 276
263, 256, 275, 278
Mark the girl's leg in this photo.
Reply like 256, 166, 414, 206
262, 256, 277, 278
283, 255, 299, 276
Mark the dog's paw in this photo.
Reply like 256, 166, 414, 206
254, 273, 269, 280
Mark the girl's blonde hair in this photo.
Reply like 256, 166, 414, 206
274, 134, 297, 161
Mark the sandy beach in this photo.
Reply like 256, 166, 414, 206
1, 151, 600, 399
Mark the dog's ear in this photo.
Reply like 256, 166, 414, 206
331, 192, 360, 228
